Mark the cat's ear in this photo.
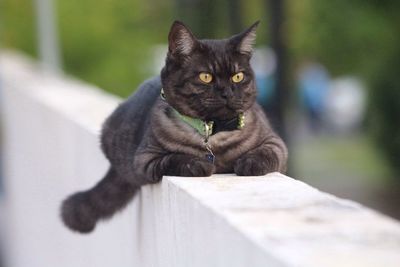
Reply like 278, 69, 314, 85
229, 21, 260, 56
168, 21, 197, 57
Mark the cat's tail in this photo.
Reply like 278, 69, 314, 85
61, 168, 138, 233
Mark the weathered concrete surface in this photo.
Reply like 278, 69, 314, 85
157, 175, 400, 267
1, 51, 400, 267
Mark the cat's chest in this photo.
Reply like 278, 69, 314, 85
208, 131, 241, 150
206, 130, 250, 167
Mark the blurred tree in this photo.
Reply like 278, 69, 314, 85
289, 0, 397, 77
175, 0, 218, 38
0, 0, 37, 56
1, 0, 174, 97
369, 52, 400, 177
365, 1, 400, 177
266, 0, 289, 140
58, 0, 173, 97
227, 0, 243, 34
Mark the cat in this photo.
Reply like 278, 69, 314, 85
61, 20, 288, 233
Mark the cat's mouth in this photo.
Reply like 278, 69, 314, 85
201, 98, 243, 110
200, 98, 244, 120
227, 100, 245, 111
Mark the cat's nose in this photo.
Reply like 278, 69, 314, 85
221, 88, 233, 99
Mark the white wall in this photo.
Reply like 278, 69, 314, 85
1, 51, 400, 267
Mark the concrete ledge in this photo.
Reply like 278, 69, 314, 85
1, 51, 400, 267
156, 175, 400, 267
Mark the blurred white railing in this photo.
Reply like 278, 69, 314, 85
1, 51, 400, 267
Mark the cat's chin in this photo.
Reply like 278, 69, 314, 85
206, 108, 241, 121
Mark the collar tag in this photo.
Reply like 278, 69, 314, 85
204, 121, 214, 142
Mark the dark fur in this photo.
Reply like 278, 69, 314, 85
61, 21, 288, 233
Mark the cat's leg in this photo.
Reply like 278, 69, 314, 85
134, 152, 215, 183
234, 136, 287, 176
61, 167, 138, 233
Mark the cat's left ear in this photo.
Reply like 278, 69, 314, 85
229, 21, 260, 56
168, 21, 197, 57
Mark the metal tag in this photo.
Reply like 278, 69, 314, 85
204, 141, 215, 164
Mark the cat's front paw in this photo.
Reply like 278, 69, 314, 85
166, 155, 215, 177
180, 158, 215, 177
234, 155, 269, 176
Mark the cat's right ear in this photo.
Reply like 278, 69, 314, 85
168, 21, 197, 57
229, 21, 260, 56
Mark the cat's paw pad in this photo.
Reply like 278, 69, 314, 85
179, 159, 215, 177
234, 156, 269, 176
61, 192, 98, 233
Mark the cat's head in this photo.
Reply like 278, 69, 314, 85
161, 21, 259, 121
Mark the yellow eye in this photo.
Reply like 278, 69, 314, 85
232, 72, 244, 83
199, 72, 213, 83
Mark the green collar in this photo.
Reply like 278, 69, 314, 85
161, 88, 245, 140
173, 109, 214, 139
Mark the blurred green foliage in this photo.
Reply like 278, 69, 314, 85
0, 0, 265, 97
58, 0, 174, 96
1, 0, 399, 175
1, 0, 174, 96
1, 0, 36, 56
288, 0, 400, 176
289, 0, 399, 78
369, 51, 400, 177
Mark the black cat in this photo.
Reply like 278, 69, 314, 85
61, 21, 288, 233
